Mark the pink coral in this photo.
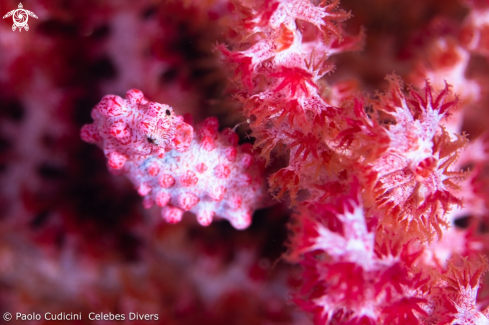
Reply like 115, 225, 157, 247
289, 185, 430, 324
365, 77, 467, 240
218, 0, 489, 323
81, 89, 267, 228
6, 0, 489, 323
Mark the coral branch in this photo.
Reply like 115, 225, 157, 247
81, 89, 267, 229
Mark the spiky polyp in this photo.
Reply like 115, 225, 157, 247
289, 185, 431, 325
219, 0, 363, 204
81, 89, 267, 229
289, 184, 489, 324
363, 77, 467, 241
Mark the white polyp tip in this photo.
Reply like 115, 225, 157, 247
230, 215, 251, 230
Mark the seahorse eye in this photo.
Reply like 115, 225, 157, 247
165, 109, 171, 116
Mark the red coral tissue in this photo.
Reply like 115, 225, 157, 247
5, 0, 489, 324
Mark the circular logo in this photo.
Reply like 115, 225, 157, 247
13, 10, 28, 29
2, 3, 38, 32
3, 312, 12, 321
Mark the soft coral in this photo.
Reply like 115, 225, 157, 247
81, 89, 268, 229
365, 77, 466, 241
